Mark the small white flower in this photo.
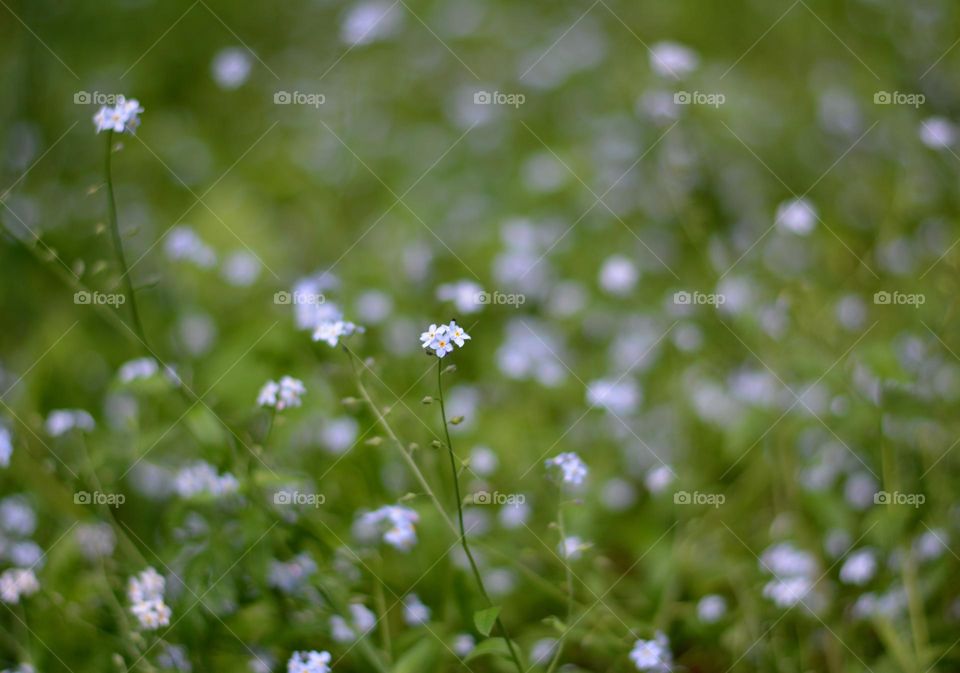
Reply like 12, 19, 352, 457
839, 549, 877, 586
258, 376, 306, 411
432, 334, 454, 358
312, 319, 361, 347
559, 535, 587, 560
173, 461, 239, 498
420, 323, 443, 348
447, 320, 471, 347
45, 409, 95, 437
287, 650, 331, 673
649, 41, 699, 78
128, 566, 171, 630
453, 633, 476, 657
630, 631, 673, 671
0, 568, 39, 604
697, 594, 727, 623
762, 577, 812, 608
775, 198, 817, 235
545, 452, 588, 486
0, 427, 12, 468
118, 357, 159, 383
403, 593, 431, 625
93, 95, 143, 134
359, 505, 420, 551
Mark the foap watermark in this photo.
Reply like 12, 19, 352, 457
274, 290, 325, 306
74, 91, 124, 105
475, 290, 525, 308
873, 91, 925, 108
273, 489, 326, 508
674, 490, 725, 508
873, 291, 924, 307
75, 290, 126, 307
75, 490, 126, 508
472, 490, 526, 507
274, 91, 326, 108
674, 290, 725, 306
874, 490, 925, 508
474, 91, 525, 108
674, 91, 725, 108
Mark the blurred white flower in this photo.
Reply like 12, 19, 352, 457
630, 631, 673, 671
359, 505, 420, 551
128, 567, 171, 629
599, 255, 639, 295
174, 461, 239, 498
587, 378, 641, 415
93, 95, 143, 134
545, 452, 587, 486
644, 465, 675, 494
287, 650, 331, 673
221, 251, 261, 287
0, 427, 11, 468
697, 594, 727, 623
165, 227, 217, 268
601, 478, 637, 511
321, 417, 359, 454
453, 633, 476, 657
649, 41, 699, 78
268, 554, 317, 594
75, 523, 116, 561
0, 497, 36, 536
118, 357, 159, 383
762, 576, 812, 608
469, 445, 498, 476
920, 117, 956, 149
340, 0, 402, 45
530, 638, 557, 665
211, 47, 252, 89
775, 198, 817, 235
402, 593, 431, 625
258, 376, 306, 411
839, 549, 876, 585
355, 290, 393, 324
312, 319, 362, 347
45, 409, 95, 436
559, 535, 587, 560
0, 568, 38, 604
436, 280, 484, 315
761, 542, 817, 578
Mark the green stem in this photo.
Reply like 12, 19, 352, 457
545, 498, 575, 673
437, 360, 524, 673
104, 131, 148, 348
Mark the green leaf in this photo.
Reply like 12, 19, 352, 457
391, 638, 442, 673
464, 638, 511, 664
473, 605, 502, 637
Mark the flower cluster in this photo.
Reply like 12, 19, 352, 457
0, 568, 39, 604
93, 96, 143, 134
128, 567, 172, 630
358, 505, 419, 551
760, 542, 817, 608
287, 650, 331, 673
45, 409, 95, 437
258, 376, 307, 411
545, 452, 588, 486
312, 319, 362, 347
420, 320, 470, 358
173, 461, 240, 498
629, 631, 673, 671
330, 603, 376, 643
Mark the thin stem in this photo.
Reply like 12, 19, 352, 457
437, 360, 524, 673
104, 131, 148, 349
545, 499, 575, 673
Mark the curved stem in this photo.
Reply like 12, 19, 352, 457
104, 132, 148, 349
437, 360, 524, 673
545, 498, 574, 673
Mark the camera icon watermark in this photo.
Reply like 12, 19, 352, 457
873, 91, 925, 108
273, 489, 326, 508
673, 290, 725, 306
674, 91, 725, 108
473, 90, 526, 108
74, 490, 126, 508
472, 490, 526, 506
74, 290, 126, 307
674, 490, 725, 508
873, 291, 924, 307
274, 91, 326, 108
474, 290, 525, 308
274, 290, 325, 306
874, 490, 925, 508
74, 91, 122, 105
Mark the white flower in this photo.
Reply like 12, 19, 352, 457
45, 409, 95, 436
258, 376, 306, 411
268, 554, 317, 594
118, 357, 159, 383
697, 594, 727, 623
211, 47, 252, 89
0, 497, 36, 536
775, 198, 817, 235
436, 281, 484, 314
0, 427, 12, 468
131, 598, 172, 630
644, 465, 675, 494
762, 577, 812, 608
165, 226, 217, 268
420, 321, 469, 358
328, 605, 375, 643
599, 255, 638, 295
545, 452, 587, 486
0, 569, 39, 604
173, 461, 239, 498
649, 41, 699, 78
93, 95, 143, 134
920, 117, 956, 149
453, 633, 475, 657
587, 378, 641, 415
287, 650, 331, 673
359, 505, 420, 551
128, 567, 171, 630
760, 542, 817, 578
630, 631, 673, 671
403, 593, 431, 625
559, 535, 587, 560
312, 319, 362, 347
839, 549, 876, 586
